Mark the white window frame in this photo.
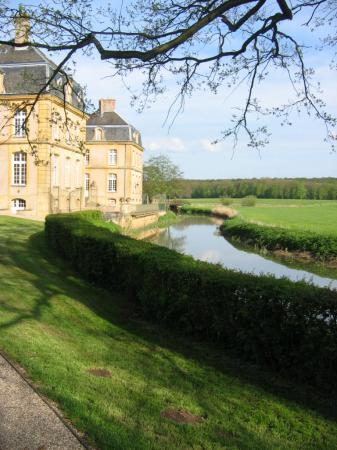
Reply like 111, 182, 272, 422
14, 110, 26, 137
12, 152, 27, 186
108, 149, 117, 166
95, 128, 103, 141
52, 114, 60, 140
108, 173, 117, 193
85, 149, 90, 166
65, 157, 71, 188
85, 173, 90, 197
75, 160, 80, 187
52, 155, 59, 186
12, 198, 26, 211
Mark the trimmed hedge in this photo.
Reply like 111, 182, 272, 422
221, 218, 337, 260
45, 211, 337, 390
180, 204, 213, 216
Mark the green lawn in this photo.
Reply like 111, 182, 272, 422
184, 198, 337, 234
1, 216, 337, 449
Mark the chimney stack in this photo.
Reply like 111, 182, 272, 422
99, 99, 116, 115
14, 8, 30, 45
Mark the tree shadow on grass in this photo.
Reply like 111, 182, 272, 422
0, 225, 336, 449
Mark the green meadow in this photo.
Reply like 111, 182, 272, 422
184, 198, 337, 235
0, 215, 337, 449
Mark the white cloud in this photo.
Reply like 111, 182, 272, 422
145, 137, 187, 153
200, 139, 224, 153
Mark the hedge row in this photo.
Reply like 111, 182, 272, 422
45, 212, 337, 390
180, 204, 213, 216
221, 218, 337, 261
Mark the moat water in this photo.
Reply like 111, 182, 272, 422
147, 216, 337, 290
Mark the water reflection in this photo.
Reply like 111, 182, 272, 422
148, 217, 337, 290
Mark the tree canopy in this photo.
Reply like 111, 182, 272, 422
0, 1, 337, 147
143, 155, 184, 200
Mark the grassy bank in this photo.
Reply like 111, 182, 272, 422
220, 217, 337, 261
182, 198, 337, 235
1, 215, 337, 448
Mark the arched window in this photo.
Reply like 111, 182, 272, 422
12, 151, 27, 185
14, 110, 26, 137
108, 149, 117, 166
108, 173, 117, 192
95, 128, 103, 141
12, 198, 26, 211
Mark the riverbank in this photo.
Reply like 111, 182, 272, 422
125, 211, 182, 239
220, 217, 337, 264
178, 199, 337, 266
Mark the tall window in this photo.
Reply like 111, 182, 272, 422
12, 152, 27, 185
14, 110, 26, 137
85, 149, 90, 166
108, 149, 117, 166
65, 158, 71, 188
85, 173, 90, 197
75, 160, 80, 187
52, 114, 60, 140
52, 155, 59, 186
108, 173, 117, 192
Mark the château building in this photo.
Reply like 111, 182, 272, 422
0, 14, 143, 220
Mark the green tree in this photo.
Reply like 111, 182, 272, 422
143, 155, 183, 201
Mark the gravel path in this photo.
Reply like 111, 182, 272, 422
0, 353, 86, 450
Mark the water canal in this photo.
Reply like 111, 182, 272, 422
147, 216, 337, 290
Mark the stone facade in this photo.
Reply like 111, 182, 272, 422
0, 16, 143, 220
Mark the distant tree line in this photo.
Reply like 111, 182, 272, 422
178, 178, 337, 200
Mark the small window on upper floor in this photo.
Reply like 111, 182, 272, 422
14, 110, 26, 137
85, 149, 90, 166
108, 149, 117, 166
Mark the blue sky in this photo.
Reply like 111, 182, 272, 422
36, 1, 337, 178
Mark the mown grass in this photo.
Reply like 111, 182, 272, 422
1, 216, 337, 449
183, 198, 337, 235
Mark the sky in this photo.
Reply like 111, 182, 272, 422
43, 2, 337, 179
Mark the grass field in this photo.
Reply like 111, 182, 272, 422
184, 198, 337, 235
1, 216, 337, 449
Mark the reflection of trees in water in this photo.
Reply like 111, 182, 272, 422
156, 228, 187, 253
174, 216, 217, 231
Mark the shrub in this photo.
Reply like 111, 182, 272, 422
45, 211, 337, 391
221, 198, 233, 206
221, 217, 337, 260
241, 195, 257, 207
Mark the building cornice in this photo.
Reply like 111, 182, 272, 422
0, 93, 89, 119
85, 140, 144, 151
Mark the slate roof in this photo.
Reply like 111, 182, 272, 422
0, 44, 84, 110
87, 111, 128, 126
86, 111, 142, 146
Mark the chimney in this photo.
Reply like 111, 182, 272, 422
0, 70, 5, 94
14, 8, 30, 45
99, 99, 116, 115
